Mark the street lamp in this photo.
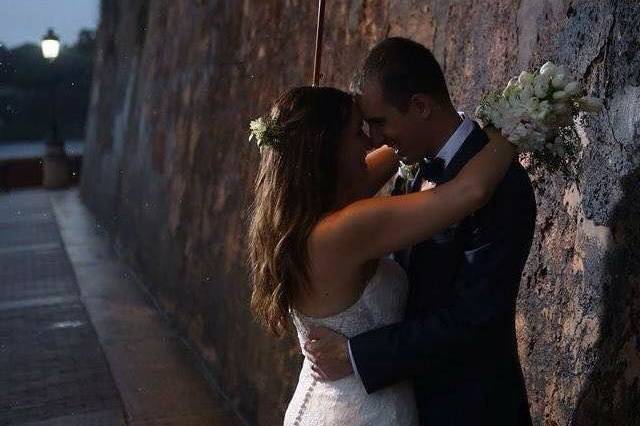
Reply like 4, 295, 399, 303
41, 29, 60, 60
40, 28, 69, 189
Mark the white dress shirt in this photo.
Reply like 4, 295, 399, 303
433, 113, 473, 168
347, 112, 474, 382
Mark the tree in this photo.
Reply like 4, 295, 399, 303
0, 28, 96, 142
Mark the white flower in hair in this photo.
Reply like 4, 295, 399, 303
248, 116, 283, 149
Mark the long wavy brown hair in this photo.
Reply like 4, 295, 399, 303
248, 86, 354, 337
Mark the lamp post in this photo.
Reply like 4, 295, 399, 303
40, 28, 69, 189
312, 0, 326, 86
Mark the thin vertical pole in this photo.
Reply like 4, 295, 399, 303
312, 0, 326, 86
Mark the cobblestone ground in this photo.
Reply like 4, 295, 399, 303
0, 189, 125, 425
0, 188, 244, 425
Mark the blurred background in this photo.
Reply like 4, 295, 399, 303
0, 0, 97, 189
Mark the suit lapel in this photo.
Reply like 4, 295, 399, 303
442, 121, 489, 182
407, 122, 489, 269
391, 174, 411, 270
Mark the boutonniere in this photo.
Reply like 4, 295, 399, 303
398, 161, 419, 181
398, 161, 419, 194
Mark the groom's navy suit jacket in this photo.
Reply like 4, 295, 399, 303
349, 123, 536, 425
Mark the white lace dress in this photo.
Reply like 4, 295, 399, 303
284, 256, 419, 425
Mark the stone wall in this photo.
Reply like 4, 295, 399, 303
80, 1, 639, 424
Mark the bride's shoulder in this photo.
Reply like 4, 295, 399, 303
309, 209, 362, 263
309, 201, 375, 249
307, 212, 364, 279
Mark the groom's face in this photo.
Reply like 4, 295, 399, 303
358, 81, 426, 164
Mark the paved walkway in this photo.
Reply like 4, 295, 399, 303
0, 141, 84, 162
0, 188, 244, 425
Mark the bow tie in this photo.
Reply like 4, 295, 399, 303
411, 157, 445, 192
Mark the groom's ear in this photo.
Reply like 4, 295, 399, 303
408, 93, 434, 120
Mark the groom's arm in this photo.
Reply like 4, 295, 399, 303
348, 164, 536, 393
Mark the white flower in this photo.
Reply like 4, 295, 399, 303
551, 65, 567, 89
520, 82, 534, 99
540, 61, 557, 78
398, 161, 419, 181
552, 74, 567, 89
518, 71, 534, 85
564, 81, 581, 96
533, 74, 550, 98
249, 117, 267, 140
553, 90, 568, 100
511, 123, 530, 140
538, 100, 552, 119
249, 117, 266, 133
534, 82, 548, 99
475, 61, 601, 169
503, 77, 519, 96
249, 117, 267, 143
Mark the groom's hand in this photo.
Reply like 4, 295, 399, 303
305, 326, 353, 382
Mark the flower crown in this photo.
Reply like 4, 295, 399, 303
248, 116, 284, 149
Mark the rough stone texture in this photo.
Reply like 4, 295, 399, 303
80, 1, 639, 424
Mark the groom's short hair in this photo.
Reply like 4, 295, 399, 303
353, 37, 451, 111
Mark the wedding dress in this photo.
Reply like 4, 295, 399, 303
284, 256, 419, 425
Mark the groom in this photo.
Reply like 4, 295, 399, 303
306, 37, 536, 425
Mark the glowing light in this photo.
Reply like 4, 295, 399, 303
41, 28, 60, 60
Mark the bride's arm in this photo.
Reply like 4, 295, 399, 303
313, 127, 515, 263
363, 145, 399, 197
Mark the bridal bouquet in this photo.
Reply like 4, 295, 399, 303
475, 61, 603, 174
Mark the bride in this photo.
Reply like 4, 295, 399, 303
247, 86, 515, 425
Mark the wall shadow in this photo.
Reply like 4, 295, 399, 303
573, 165, 640, 425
